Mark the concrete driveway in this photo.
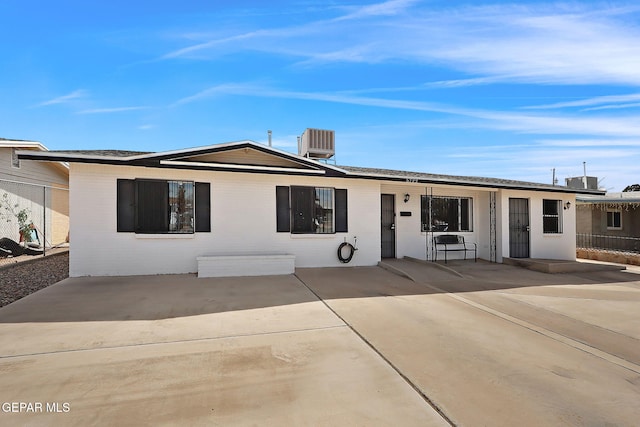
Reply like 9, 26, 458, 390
1, 261, 639, 426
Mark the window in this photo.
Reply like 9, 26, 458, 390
276, 186, 348, 234
607, 211, 622, 229
543, 199, 562, 234
117, 179, 210, 234
11, 148, 20, 168
421, 196, 473, 232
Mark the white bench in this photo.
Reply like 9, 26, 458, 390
197, 253, 295, 278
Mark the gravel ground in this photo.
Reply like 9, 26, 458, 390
0, 252, 69, 308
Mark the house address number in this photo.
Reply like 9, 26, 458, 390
405, 178, 419, 183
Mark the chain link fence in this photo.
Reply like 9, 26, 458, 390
0, 179, 69, 267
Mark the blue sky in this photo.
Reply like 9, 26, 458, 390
2, 0, 640, 191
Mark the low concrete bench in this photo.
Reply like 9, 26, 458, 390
197, 253, 295, 278
433, 234, 477, 263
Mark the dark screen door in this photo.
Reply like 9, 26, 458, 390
509, 198, 530, 258
381, 194, 396, 258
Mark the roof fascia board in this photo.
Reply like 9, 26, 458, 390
0, 141, 47, 151
18, 151, 133, 163
15, 150, 70, 171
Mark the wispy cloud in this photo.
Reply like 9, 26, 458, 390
37, 89, 87, 107
174, 83, 640, 138
159, 0, 418, 62
422, 77, 505, 89
77, 106, 149, 114
160, 32, 264, 60
525, 93, 640, 110
536, 138, 640, 147
157, 2, 640, 85
333, 0, 417, 22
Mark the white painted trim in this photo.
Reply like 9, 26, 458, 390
135, 234, 196, 239
160, 160, 326, 174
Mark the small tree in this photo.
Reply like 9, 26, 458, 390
623, 184, 640, 192
0, 193, 33, 242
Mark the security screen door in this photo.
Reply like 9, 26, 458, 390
509, 198, 530, 258
381, 194, 396, 258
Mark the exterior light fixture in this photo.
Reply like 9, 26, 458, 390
404, 193, 410, 203
564, 201, 571, 210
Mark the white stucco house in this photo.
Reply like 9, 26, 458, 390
19, 130, 603, 277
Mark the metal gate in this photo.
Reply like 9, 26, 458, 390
381, 194, 396, 258
509, 198, 530, 258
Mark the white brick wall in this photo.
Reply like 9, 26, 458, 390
69, 163, 380, 276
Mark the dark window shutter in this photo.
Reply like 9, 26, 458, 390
195, 182, 211, 232
291, 186, 315, 233
135, 180, 168, 233
276, 186, 290, 232
335, 189, 348, 232
117, 179, 135, 232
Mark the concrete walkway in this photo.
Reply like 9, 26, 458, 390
1, 261, 639, 425
297, 260, 640, 426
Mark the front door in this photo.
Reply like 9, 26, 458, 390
381, 194, 396, 258
509, 198, 530, 258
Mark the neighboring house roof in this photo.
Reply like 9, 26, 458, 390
1, 138, 69, 175
577, 192, 640, 208
19, 140, 603, 195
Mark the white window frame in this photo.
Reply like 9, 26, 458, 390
606, 210, 622, 230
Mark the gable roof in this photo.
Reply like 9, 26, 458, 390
18, 140, 603, 194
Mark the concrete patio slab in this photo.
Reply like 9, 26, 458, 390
0, 272, 448, 426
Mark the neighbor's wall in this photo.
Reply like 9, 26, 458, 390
590, 206, 640, 237
0, 147, 68, 187
1, 147, 69, 245
575, 204, 594, 234
498, 190, 576, 261
50, 187, 69, 244
69, 163, 381, 276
